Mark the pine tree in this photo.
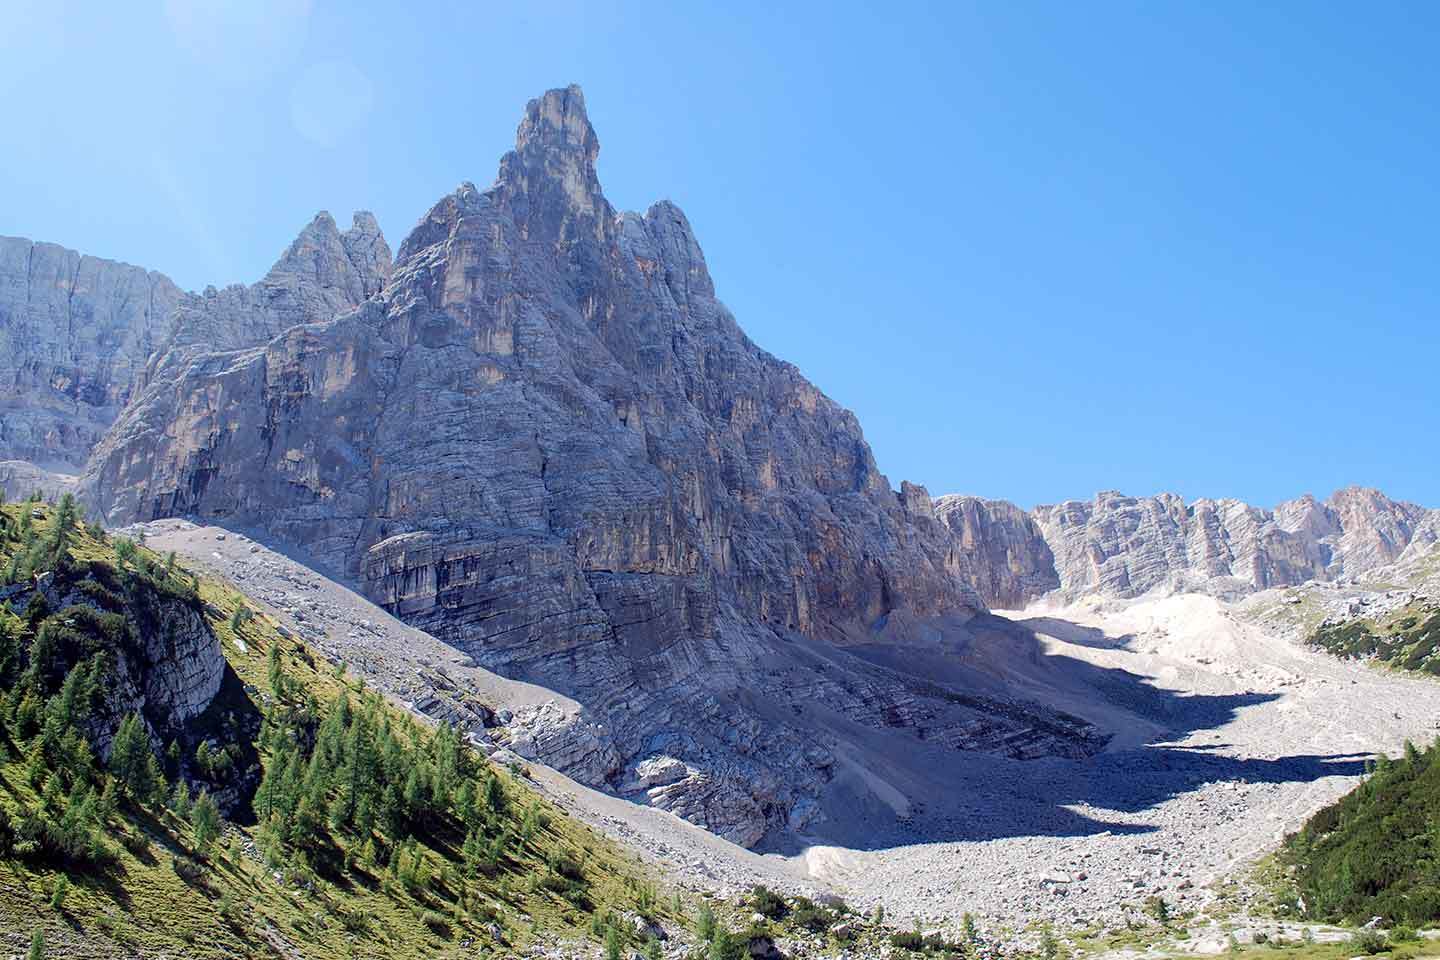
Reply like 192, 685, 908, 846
49, 874, 68, 911
191, 789, 221, 856
170, 779, 193, 819
696, 902, 717, 941
462, 828, 485, 876
267, 644, 285, 697
96, 777, 118, 822
403, 766, 428, 821
485, 770, 506, 815
456, 780, 477, 826
109, 713, 160, 801
28, 928, 43, 960
145, 753, 166, 805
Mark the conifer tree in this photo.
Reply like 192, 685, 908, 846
170, 779, 193, 819
191, 789, 221, 856
109, 713, 160, 801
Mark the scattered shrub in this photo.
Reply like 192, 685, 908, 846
1350, 929, 1388, 955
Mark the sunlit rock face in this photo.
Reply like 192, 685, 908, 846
81, 209, 393, 524
0, 237, 183, 470
80, 86, 1066, 846
1030, 487, 1437, 599
932, 495, 1059, 608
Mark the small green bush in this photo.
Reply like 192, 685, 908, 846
1350, 929, 1388, 955
750, 885, 787, 920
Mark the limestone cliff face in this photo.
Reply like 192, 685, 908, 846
1029, 487, 1437, 599
932, 495, 1059, 608
80, 86, 1094, 846
0, 238, 183, 470
82, 210, 392, 522
0, 212, 389, 485
13, 570, 227, 757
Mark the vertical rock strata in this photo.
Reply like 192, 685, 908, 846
1027, 488, 1435, 600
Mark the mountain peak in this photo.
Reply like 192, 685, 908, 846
492, 84, 608, 234
514, 84, 596, 163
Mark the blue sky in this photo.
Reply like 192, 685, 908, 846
4, 2, 1437, 509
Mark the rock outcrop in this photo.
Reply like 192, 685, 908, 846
0, 460, 77, 503
0, 237, 183, 470
78, 86, 1119, 846
1029, 487, 1438, 599
933, 495, 1059, 608
10, 556, 227, 757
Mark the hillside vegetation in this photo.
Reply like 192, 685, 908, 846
1283, 738, 1440, 927
1307, 602, 1440, 675
0, 493, 686, 957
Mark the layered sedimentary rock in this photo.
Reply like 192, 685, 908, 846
1030, 488, 1437, 599
0, 238, 183, 469
79, 86, 1111, 845
932, 495, 1060, 608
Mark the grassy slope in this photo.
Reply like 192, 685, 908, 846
1306, 602, 1440, 676
0, 502, 684, 958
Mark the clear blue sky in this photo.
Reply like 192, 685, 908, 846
4, 2, 1437, 509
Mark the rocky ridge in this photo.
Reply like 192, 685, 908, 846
945, 488, 1438, 605
76, 86, 1116, 846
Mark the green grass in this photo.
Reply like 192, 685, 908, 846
0, 500, 691, 957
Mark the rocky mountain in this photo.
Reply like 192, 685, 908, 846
0, 212, 389, 488
1033, 487, 1438, 599
77, 86, 1115, 846
945, 487, 1438, 605
0, 237, 183, 471
82, 209, 393, 522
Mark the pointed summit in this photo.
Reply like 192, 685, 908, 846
494, 84, 610, 238
513, 84, 598, 166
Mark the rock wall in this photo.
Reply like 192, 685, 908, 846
0, 460, 77, 504
0, 237, 183, 470
1028, 487, 1437, 599
82, 210, 393, 525
932, 495, 1059, 608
